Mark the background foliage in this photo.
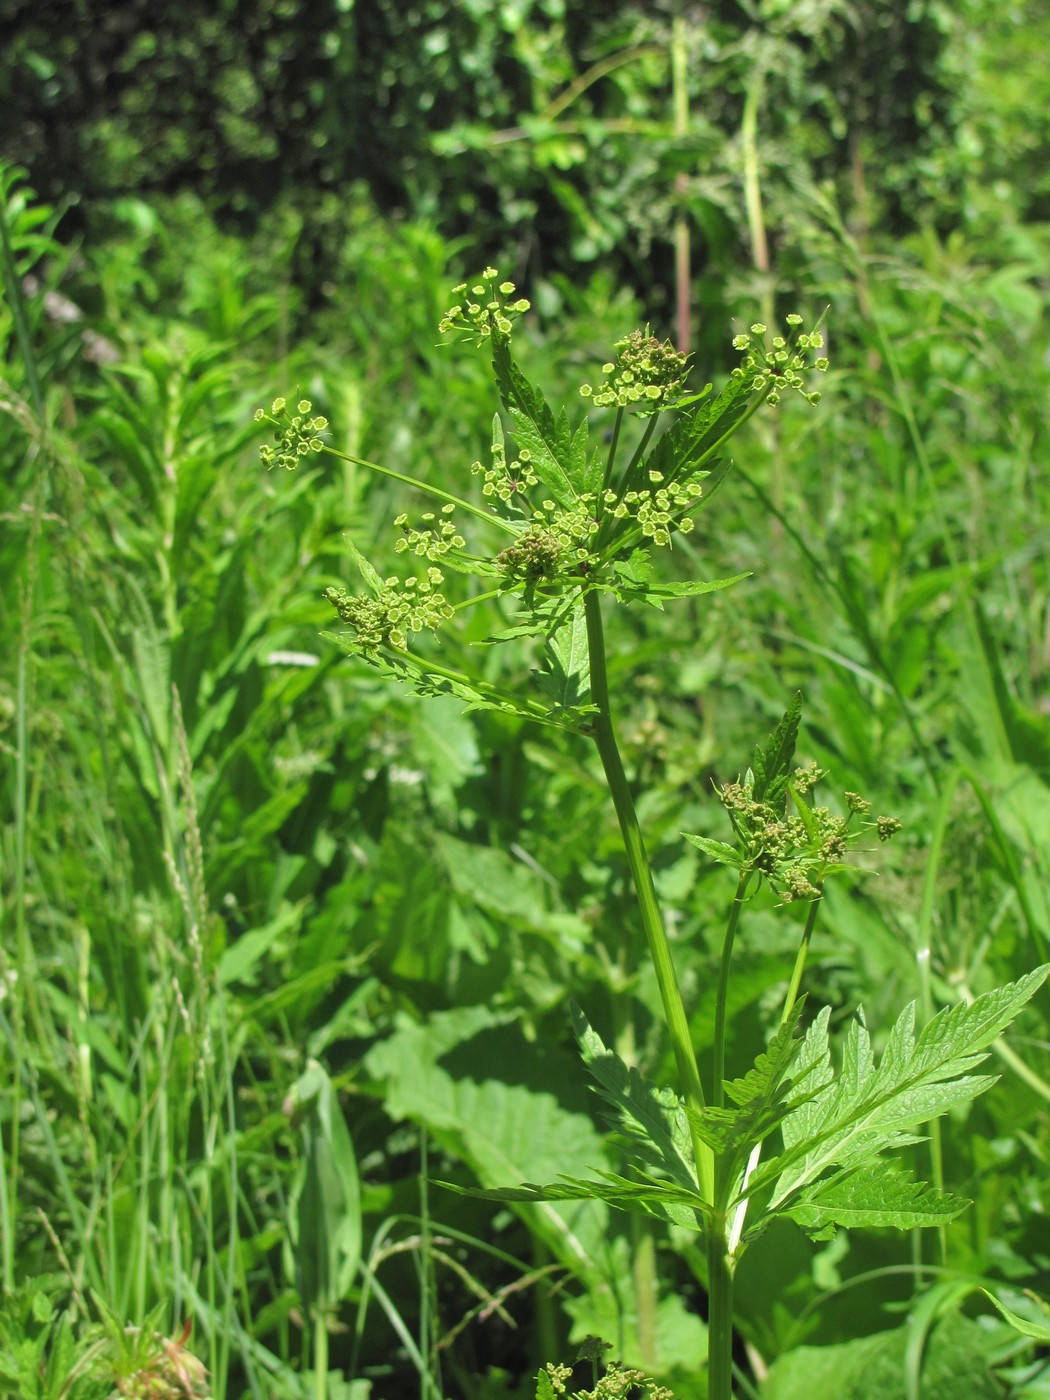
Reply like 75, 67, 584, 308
2, 1, 1050, 1397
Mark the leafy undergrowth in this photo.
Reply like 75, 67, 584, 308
2, 150, 1050, 1400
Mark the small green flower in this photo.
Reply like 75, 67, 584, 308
877, 815, 903, 841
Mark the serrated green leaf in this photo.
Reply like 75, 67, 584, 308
492, 339, 580, 508
366, 1006, 612, 1280
690, 1007, 808, 1189
320, 631, 590, 732
779, 1161, 969, 1235
754, 966, 1050, 1215
752, 693, 802, 807
570, 1004, 698, 1195
763, 1314, 1001, 1400
569, 416, 600, 495
612, 573, 750, 608
535, 1369, 558, 1400
643, 574, 750, 599
440, 1168, 706, 1227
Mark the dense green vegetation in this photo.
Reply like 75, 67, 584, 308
3, 3, 1050, 1397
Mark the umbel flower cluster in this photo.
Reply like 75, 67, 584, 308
731, 316, 828, 407
580, 328, 690, 414
438, 266, 531, 345
323, 572, 454, 652
255, 398, 329, 471
717, 763, 902, 902
256, 272, 831, 669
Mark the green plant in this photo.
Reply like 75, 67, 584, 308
259, 271, 1050, 1397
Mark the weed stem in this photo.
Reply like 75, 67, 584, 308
583, 589, 715, 1202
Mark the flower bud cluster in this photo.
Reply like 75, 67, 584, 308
393, 504, 466, 560
730, 315, 829, 407
496, 527, 565, 581
439, 267, 531, 346
255, 397, 329, 471
497, 497, 601, 583
324, 570, 454, 652
540, 1359, 673, 1400
580, 329, 690, 415
718, 766, 901, 902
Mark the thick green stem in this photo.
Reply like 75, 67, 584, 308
706, 1217, 735, 1400
714, 872, 754, 1108
583, 590, 715, 1202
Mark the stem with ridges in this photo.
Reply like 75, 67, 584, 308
583, 589, 714, 1203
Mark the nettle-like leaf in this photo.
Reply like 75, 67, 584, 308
610, 570, 750, 610
682, 834, 745, 870
571, 1006, 699, 1200
450, 1170, 707, 1227
779, 1161, 968, 1238
492, 340, 587, 507
747, 966, 1050, 1233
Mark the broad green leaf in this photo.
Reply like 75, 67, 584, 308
366, 1006, 612, 1281
753, 966, 1050, 1215
980, 1288, 1050, 1342
434, 832, 589, 947
763, 1314, 1001, 1400
778, 1161, 968, 1236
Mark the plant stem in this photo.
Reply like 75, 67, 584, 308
313, 1314, 328, 1400
780, 896, 823, 1026
706, 1213, 735, 1400
583, 589, 715, 1202
714, 871, 755, 1107
324, 447, 518, 534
